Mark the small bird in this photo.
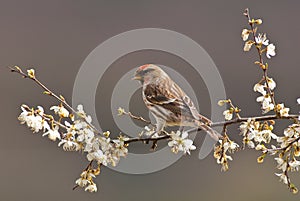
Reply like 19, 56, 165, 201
133, 64, 222, 141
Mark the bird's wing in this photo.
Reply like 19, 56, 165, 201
144, 83, 195, 119
144, 83, 175, 104
172, 83, 202, 120
170, 83, 212, 125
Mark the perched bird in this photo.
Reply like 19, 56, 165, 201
133, 64, 221, 141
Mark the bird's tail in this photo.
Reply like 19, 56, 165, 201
195, 121, 222, 141
197, 114, 212, 126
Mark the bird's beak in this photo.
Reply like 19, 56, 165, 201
132, 72, 142, 81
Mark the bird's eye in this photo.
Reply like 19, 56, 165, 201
142, 68, 154, 74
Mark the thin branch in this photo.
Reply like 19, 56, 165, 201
124, 114, 299, 144
9, 66, 102, 135
72, 160, 94, 190
124, 111, 152, 125
266, 136, 300, 153
244, 8, 277, 109
11, 66, 298, 146
227, 99, 241, 119
212, 114, 298, 127
125, 134, 170, 143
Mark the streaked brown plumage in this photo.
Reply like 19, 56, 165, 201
133, 64, 221, 141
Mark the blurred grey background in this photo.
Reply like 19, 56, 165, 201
1, 0, 300, 200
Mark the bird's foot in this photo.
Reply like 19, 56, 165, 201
150, 140, 158, 151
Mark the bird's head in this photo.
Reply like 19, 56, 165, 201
133, 64, 168, 83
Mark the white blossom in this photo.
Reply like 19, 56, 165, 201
213, 139, 238, 172
266, 43, 276, 58
250, 129, 277, 144
259, 129, 278, 143
75, 177, 90, 187
223, 140, 239, 152
253, 83, 266, 95
244, 40, 254, 51
277, 103, 290, 117
50, 105, 69, 118
241, 29, 250, 41
255, 33, 269, 46
36, 106, 44, 115
254, 79, 276, 114
277, 124, 300, 149
266, 78, 276, 90
239, 118, 253, 136
42, 125, 61, 141
98, 137, 112, 152
87, 150, 108, 166
247, 128, 258, 141
58, 139, 81, 151
284, 124, 300, 138
275, 157, 287, 172
80, 170, 95, 180
223, 110, 233, 120
256, 95, 274, 114
77, 104, 84, 114
18, 106, 44, 133
85, 183, 97, 192
84, 138, 100, 153
275, 173, 288, 185
168, 131, 196, 155
289, 159, 300, 171
77, 128, 95, 143
113, 139, 128, 158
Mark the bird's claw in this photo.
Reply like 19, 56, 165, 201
150, 140, 158, 151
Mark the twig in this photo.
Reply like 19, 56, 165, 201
212, 114, 298, 127
9, 66, 102, 135
124, 114, 299, 144
244, 8, 277, 110
266, 136, 300, 153
124, 111, 152, 125
125, 134, 170, 143
227, 99, 241, 119
72, 160, 94, 190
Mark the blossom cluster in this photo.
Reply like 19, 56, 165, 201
253, 78, 275, 113
218, 99, 241, 121
236, 9, 299, 193
168, 131, 196, 155
16, 67, 201, 193
118, 108, 197, 155
271, 124, 300, 193
242, 20, 276, 59
213, 135, 239, 171
239, 118, 278, 150
18, 101, 129, 192
241, 15, 290, 117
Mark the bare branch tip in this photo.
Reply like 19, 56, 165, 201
243, 8, 249, 16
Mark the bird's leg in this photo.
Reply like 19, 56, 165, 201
179, 126, 185, 132
149, 119, 165, 150
151, 140, 158, 150
144, 129, 156, 144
